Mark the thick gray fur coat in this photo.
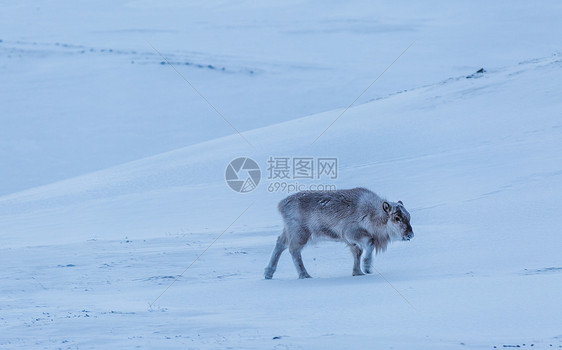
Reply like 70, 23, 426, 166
264, 187, 413, 279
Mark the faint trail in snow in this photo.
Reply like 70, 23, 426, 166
522, 267, 562, 275
0, 39, 257, 74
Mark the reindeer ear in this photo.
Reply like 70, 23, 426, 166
383, 201, 392, 214
398, 200, 403, 205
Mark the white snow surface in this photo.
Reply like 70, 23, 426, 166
1, 1, 562, 349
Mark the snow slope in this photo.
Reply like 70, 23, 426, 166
2, 0, 562, 195
1, 52, 562, 349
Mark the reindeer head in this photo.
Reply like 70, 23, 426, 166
383, 200, 414, 241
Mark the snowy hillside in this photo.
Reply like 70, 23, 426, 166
2, 53, 562, 349
2, 1, 562, 349
2, 0, 562, 195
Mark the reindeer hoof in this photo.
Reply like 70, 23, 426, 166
353, 271, 365, 276
299, 273, 312, 279
264, 268, 275, 279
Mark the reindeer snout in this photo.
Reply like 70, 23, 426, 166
404, 228, 414, 241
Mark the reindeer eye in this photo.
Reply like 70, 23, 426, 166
394, 216, 401, 222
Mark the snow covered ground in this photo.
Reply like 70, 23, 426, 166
1, 1, 562, 349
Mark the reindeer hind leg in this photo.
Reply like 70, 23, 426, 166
264, 230, 288, 279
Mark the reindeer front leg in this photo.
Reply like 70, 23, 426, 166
362, 239, 375, 274
349, 243, 364, 276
